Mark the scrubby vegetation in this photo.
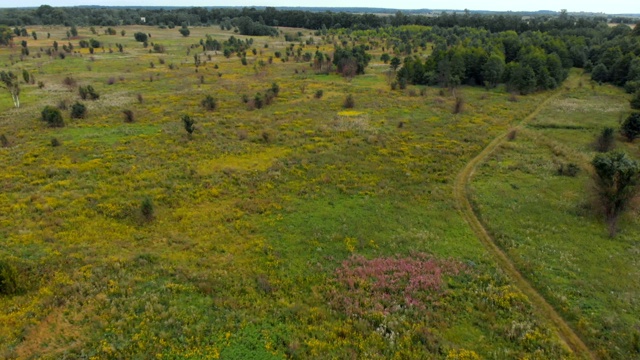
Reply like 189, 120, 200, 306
70, 101, 86, 119
40, 105, 64, 127
1, 7, 639, 359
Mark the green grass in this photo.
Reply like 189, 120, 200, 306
0, 25, 633, 359
57, 124, 161, 145
470, 76, 640, 359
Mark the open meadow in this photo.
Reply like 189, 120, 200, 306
470, 74, 640, 359
0, 23, 638, 359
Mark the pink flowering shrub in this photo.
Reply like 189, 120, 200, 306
329, 253, 467, 317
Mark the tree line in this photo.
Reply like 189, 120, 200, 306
0, 5, 627, 34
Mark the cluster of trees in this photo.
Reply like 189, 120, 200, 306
588, 25, 640, 93
398, 45, 567, 93
232, 16, 278, 36
78, 38, 100, 49
0, 5, 631, 34
392, 28, 569, 92
199, 35, 254, 58
0, 25, 12, 45
333, 45, 372, 77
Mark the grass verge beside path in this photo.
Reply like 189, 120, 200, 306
454, 72, 595, 359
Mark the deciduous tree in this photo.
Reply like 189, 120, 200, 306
0, 71, 20, 108
592, 151, 640, 237
621, 113, 640, 142
482, 55, 505, 88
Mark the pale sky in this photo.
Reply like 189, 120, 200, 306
0, 1, 638, 14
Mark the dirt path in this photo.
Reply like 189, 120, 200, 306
453, 87, 595, 359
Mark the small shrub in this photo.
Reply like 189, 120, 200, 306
63, 76, 77, 88
79, 85, 99, 100
270, 82, 280, 96
314, 89, 324, 99
57, 99, 69, 110
453, 96, 464, 114
237, 129, 248, 140
261, 130, 271, 143
201, 95, 217, 111
632, 331, 640, 354
70, 102, 87, 119
182, 114, 195, 136
0, 259, 19, 295
595, 127, 615, 152
264, 90, 276, 105
153, 44, 165, 53
41, 106, 64, 127
179, 27, 190, 37
256, 275, 273, 294
621, 113, 640, 142
141, 197, 154, 221
0, 134, 9, 148
343, 94, 355, 109
134, 32, 148, 42
398, 78, 407, 90
37, 81, 45, 89
557, 163, 580, 177
253, 93, 264, 109
630, 91, 640, 110
51, 137, 61, 147
123, 109, 134, 123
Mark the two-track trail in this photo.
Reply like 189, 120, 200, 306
453, 87, 596, 359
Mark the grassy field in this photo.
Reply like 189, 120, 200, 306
0, 24, 635, 359
470, 74, 640, 359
